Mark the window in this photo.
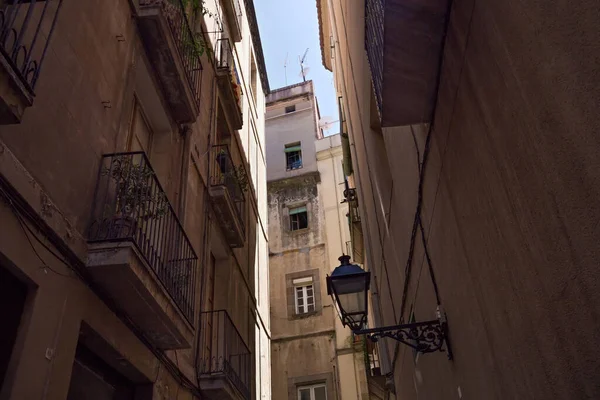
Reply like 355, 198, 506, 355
298, 384, 327, 400
290, 206, 308, 231
250, 53, 258, 105
285, 142, 302, 170
294, 277, 315, 314
286, 270, 321, 319
285, 105, 296, 113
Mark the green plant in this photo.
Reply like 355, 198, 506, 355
226, 164, 249, 192
103, 157, 169, 221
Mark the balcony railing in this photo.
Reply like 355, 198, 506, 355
210, 144, 245, 233
363, 335, 382, 377
215, 38, 243, 129
364, 0, 384, 116
0, 0, 63, 93
139, 0, 202, 108
88, 152, 197, 323
199, 310, 251, 400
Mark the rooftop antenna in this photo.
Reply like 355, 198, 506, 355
319, 116, 339, 135
299, 48, 309, 82
284, 52, 288, 85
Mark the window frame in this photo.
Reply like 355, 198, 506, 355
297, 383, 327, 400
285, 142, 303, 170
285, 269, 322, 319
289, 206, 308, 231
294, 283, 315, 314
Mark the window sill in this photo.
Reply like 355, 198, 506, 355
286, 166, 304, 172
290, 310, 320, 320
290, 227, 309, 234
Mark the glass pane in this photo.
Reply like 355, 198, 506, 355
299, 388, 311, 400
308, 304, 315, 312
306, 286, 313, 296
334, 275, 367, 295
314, 386, 327, 400
297, 298, 304, 306
338, 291, 364, 314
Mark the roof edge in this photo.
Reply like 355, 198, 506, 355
244, 0, 270, 93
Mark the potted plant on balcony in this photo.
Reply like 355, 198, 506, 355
216, 148, 249, 193
101, 156, 169, 238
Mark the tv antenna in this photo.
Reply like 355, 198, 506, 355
284, 52, 288, 85
299, 48, 309, 82
318, 116, 339, 134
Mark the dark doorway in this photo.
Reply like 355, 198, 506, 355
0, 264, 28, 390
67, 344, 135, 400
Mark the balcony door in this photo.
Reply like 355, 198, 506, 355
128, 97, 154, 155
67, 344, 134, 400
202, 254, 217, 370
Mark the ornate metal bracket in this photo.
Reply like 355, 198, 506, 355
355, 315, 453, 360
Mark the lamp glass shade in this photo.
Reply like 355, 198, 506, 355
328, 256, 370, 330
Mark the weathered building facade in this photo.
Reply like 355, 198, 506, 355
266, 81, 370, 400
318, 0, 600, 399
0, 0, 270, 399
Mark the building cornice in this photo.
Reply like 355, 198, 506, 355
272, 329, 335, 343
267, 171, 321, 189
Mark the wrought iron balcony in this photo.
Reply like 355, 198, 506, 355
0, 0, 63, 124
365, 0, 449, 127
135, 0, 202, 123
209, 144, 246, 248
87, 152, 197, 349
198, 310, 251, 400
220, 0, 243, 42
215, 38, 243, 130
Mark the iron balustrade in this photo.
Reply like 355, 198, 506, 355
199, 310, 251, 400
216, 38, 242, 108
364, 0, 384, 115
362, 336, 382, 377
210, 144, 246, 234
140, 0, 203, 105
216, 38, 234, 70
88, 152, 197, 323
349, 197, 360, 224
0, 0, 64, 92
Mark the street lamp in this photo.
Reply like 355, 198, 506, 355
327, 255, 452, 359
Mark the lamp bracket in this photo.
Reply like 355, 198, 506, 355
355, 317, 453, 360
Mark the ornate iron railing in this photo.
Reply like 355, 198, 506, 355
210, 144, 246, 234
140, 0, 203, 105
215, 38, 242, 108
365, 0, 384, 115
216, 38, 234, 70
0, 0, 64, 92
88, 152, 197, 323
199, 310, 251, 400
362, 335, 382, 377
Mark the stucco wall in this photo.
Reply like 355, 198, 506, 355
0, 0, 271, 397
323, 0, 600, 398
265, 82, 320, 182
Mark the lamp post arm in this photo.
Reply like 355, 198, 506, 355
355, 318, 453, 360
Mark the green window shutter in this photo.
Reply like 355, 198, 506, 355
284, 145, 302, 153
289, 206, 307, 215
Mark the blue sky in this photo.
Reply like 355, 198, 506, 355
254, 0, 337, 134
